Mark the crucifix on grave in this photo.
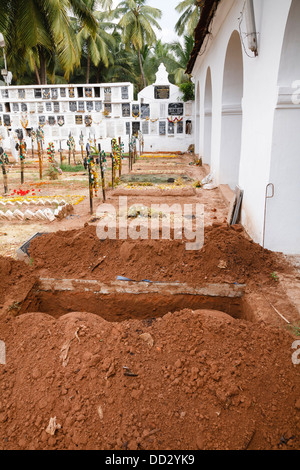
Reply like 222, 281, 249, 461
0, 146, 9, 194
36, 126, 44, 180
15, 129, 27, 184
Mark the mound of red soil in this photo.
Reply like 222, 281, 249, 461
0, 256, 36, 309
0, 309, 299, 450
29, 224, 286, 286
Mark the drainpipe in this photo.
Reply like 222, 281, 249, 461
245, 0, 258, 56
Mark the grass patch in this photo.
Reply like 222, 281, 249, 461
60, 164, 86, 173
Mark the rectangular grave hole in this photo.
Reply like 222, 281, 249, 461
18, 289, 255, 323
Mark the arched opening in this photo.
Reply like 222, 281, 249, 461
203, 67, 212, 166
219, 31, 244, 188
266, 0, 300, 253
195, 81, 201, 155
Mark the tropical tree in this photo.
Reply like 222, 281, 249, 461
0, 0, 97, 84
77, 6, 116, 83
168, 35, 195, 84
113, 0, 162, 90
175, 0, 203, 36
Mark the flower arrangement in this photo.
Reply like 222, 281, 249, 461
67, 135, 75, 150
167, 117, 183, 123
47, 142, 62, 178
88, 159, 99, 198
111, 138, 122, 171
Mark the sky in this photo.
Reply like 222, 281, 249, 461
111, 0, 181, 43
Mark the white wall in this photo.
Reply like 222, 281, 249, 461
191, 0, 299, 254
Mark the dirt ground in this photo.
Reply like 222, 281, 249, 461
0, 151, 299, 450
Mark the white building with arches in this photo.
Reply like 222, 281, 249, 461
187, 0, 300, 255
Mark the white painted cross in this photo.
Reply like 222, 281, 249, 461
0, 340, 6, 365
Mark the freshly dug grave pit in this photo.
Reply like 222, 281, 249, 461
18, 291, 249, 323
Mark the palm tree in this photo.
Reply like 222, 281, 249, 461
76, 6, 116, 83
0, 0, 97, 84
168, 35, 195, 84
175, 0, 204, 36
113, 0, 162, 89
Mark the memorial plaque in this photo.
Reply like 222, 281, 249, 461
51, 88, 58, 100
45, 102, 52, 112
42, 88, 50, 99
168, 121, 175, 135
126, 122, 130, 135
69, 101, 77, 112
69, 87, 75, 98
132, 122, 140, 136
75, 115, 83, 125
39, 116, 46, 125
57, 116, 65, 127
18, 89, 26, 99
60, 88, 66, 98
53, 102, 60, 113
141, 104, 150, 119
177, 121, 184, 134
48, 116, 56, 126
29, 102, 36, 112
12, 103, 19, 113
168, 102, 184, 116
185, 102, 193, 116
186, 120, 192, 135
104, 87, 111, 102
85, 115, 92, 127
1, 89, 9, 99
34, 89, 42, 99
132, 104, 140, 118
104, 103, 112, 113
21, 103, 28, 112
154, 86, 170, 100
86, 101, 94, 112
95, 101, 102, 112
78, 101, 85, 112
121, 86, 129, 100
3, 115, 11, 126
122, 103, 130, 117
0, 104, 2, 112
85, 87, 93, 98
159, 121, 166, 135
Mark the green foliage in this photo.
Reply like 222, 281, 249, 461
175, 0, 203, 36
271, 272, 279, 282
179, 81, 195, 102
60, 164, 86, 173
0, 0, 197, 93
